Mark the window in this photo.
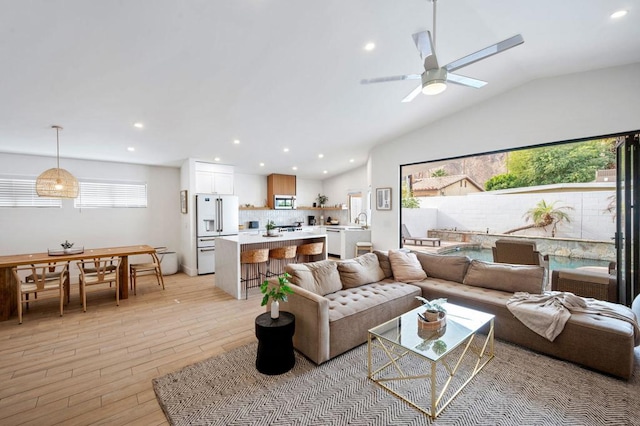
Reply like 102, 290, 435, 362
0, 176, 61, 207
74, 181, 147, 208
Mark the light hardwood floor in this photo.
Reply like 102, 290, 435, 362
0, 273, 265, 425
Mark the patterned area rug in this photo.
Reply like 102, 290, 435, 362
153, 340, 640, 425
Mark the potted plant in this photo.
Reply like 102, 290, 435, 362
260, 273, 294, 319
316, 193, 328, 208
61, 240, 74, 253
265, 220, 277, 236
416, 296, 447, 322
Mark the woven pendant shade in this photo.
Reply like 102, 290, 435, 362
36, 125, 79, 198
36, 167, 79, 198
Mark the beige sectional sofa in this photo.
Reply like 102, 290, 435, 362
278, 250, 639, 379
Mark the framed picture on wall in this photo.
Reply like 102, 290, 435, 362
180, 190, 188, 214
376, 187, 391, 210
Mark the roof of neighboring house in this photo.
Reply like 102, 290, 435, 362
411, 175, 484, 192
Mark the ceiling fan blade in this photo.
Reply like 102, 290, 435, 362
412, 31, 439, 70
401, 85, 422, 103
360, 74, 420, 85
444, 34, 524, 73
447, 73, 487, 88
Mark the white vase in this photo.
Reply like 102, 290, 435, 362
271, 300, 280, 319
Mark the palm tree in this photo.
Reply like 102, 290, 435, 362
504, 200, 573, 237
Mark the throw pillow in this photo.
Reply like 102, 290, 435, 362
463, 259, 544, 294
388, 250, 427, 283
285, 260, 342, 296
337, 253, 386, 288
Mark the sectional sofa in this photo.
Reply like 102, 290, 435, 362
277, 250, 639, 379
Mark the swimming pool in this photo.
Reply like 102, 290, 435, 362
441, 247, 611, 270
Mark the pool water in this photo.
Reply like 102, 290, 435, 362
441, 247, 611, 271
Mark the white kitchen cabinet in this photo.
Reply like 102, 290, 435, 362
195, 162, 234, 194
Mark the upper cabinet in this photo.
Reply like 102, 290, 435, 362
195, 162, 234, 194
267, 173, 296, 208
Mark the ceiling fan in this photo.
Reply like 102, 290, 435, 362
360, 0, 524, 102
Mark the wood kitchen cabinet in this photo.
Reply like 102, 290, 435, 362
267, 173, 296, 208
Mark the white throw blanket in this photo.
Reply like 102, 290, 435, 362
506, 291, 640, 342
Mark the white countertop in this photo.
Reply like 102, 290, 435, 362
219, 231, 327, 245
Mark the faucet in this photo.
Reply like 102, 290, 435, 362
355, 212, 368, 229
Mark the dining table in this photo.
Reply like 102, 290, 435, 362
0, 244, 156, 321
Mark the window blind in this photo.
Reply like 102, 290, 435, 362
0, 177, 62, 207
74, 181, 148, 208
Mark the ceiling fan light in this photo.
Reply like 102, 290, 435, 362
422, 80, 447, 95
421, 68, 448, 95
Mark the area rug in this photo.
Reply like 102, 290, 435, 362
153, 340, 640, 425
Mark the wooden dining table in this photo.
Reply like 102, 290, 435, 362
0, 245, 156, 322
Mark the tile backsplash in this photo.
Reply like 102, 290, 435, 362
239, 209, 349, 228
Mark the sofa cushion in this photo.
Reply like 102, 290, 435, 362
389, 250, 427, 283
337, 253, 386, 288
285, 260, 342, 296
463, 259, 545, 294
414, 251, 470, 282
373, 250, 393, 278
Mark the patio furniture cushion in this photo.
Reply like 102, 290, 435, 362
336, 253, 385, 289
463, 259, 545, 294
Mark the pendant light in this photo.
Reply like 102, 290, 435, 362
36, 125, 79, 198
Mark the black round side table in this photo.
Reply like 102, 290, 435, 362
255, 311, 295, 375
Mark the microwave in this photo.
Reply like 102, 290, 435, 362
274, 195, 296, 209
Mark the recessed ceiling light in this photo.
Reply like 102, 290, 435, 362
214, 157, 221, 161
292, 166, 298, 171
611, 10, 628, 18
318, 154, 324, 159
349, 159, 355, 163
364, 42, 376, 51
283, 148, 290, 153
323, 170, 328, 174
233, 139, 240, 144
127, 147, 135, 152
259, 162, 265, 167
133, 122, 144, 128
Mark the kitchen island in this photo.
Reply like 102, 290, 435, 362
215, 231, 327, 299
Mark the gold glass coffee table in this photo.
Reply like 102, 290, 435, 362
367, 303, 494, 419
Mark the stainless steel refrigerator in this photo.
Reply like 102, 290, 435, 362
196, 193, 239, 275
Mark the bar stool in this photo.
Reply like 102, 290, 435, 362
240, 248, 269, 299
296, 242, 324, 263
355, 242, 373, 257
267, 246, 297, 277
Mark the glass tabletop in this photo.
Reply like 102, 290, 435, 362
369, 303, 494, 361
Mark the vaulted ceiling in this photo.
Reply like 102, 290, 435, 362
1, 0, 638, 179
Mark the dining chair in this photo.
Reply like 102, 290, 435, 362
12, 262, 69, 324
77, 257, 121, 311
129, 247, 165, 295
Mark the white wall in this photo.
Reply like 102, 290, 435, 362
370, 62, 640, 250
417, 190, 615, 240
0, 153, 181, 259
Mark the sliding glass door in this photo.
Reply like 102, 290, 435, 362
616, 133, 640, 305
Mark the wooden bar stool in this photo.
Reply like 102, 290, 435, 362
297, 242, 324, 263
267, 246, 297, 277
355, 242, 373, 257
240, 248, 269, 299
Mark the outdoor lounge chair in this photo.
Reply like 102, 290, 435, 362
401, 224, 441, 247
492, 239, 548, 266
